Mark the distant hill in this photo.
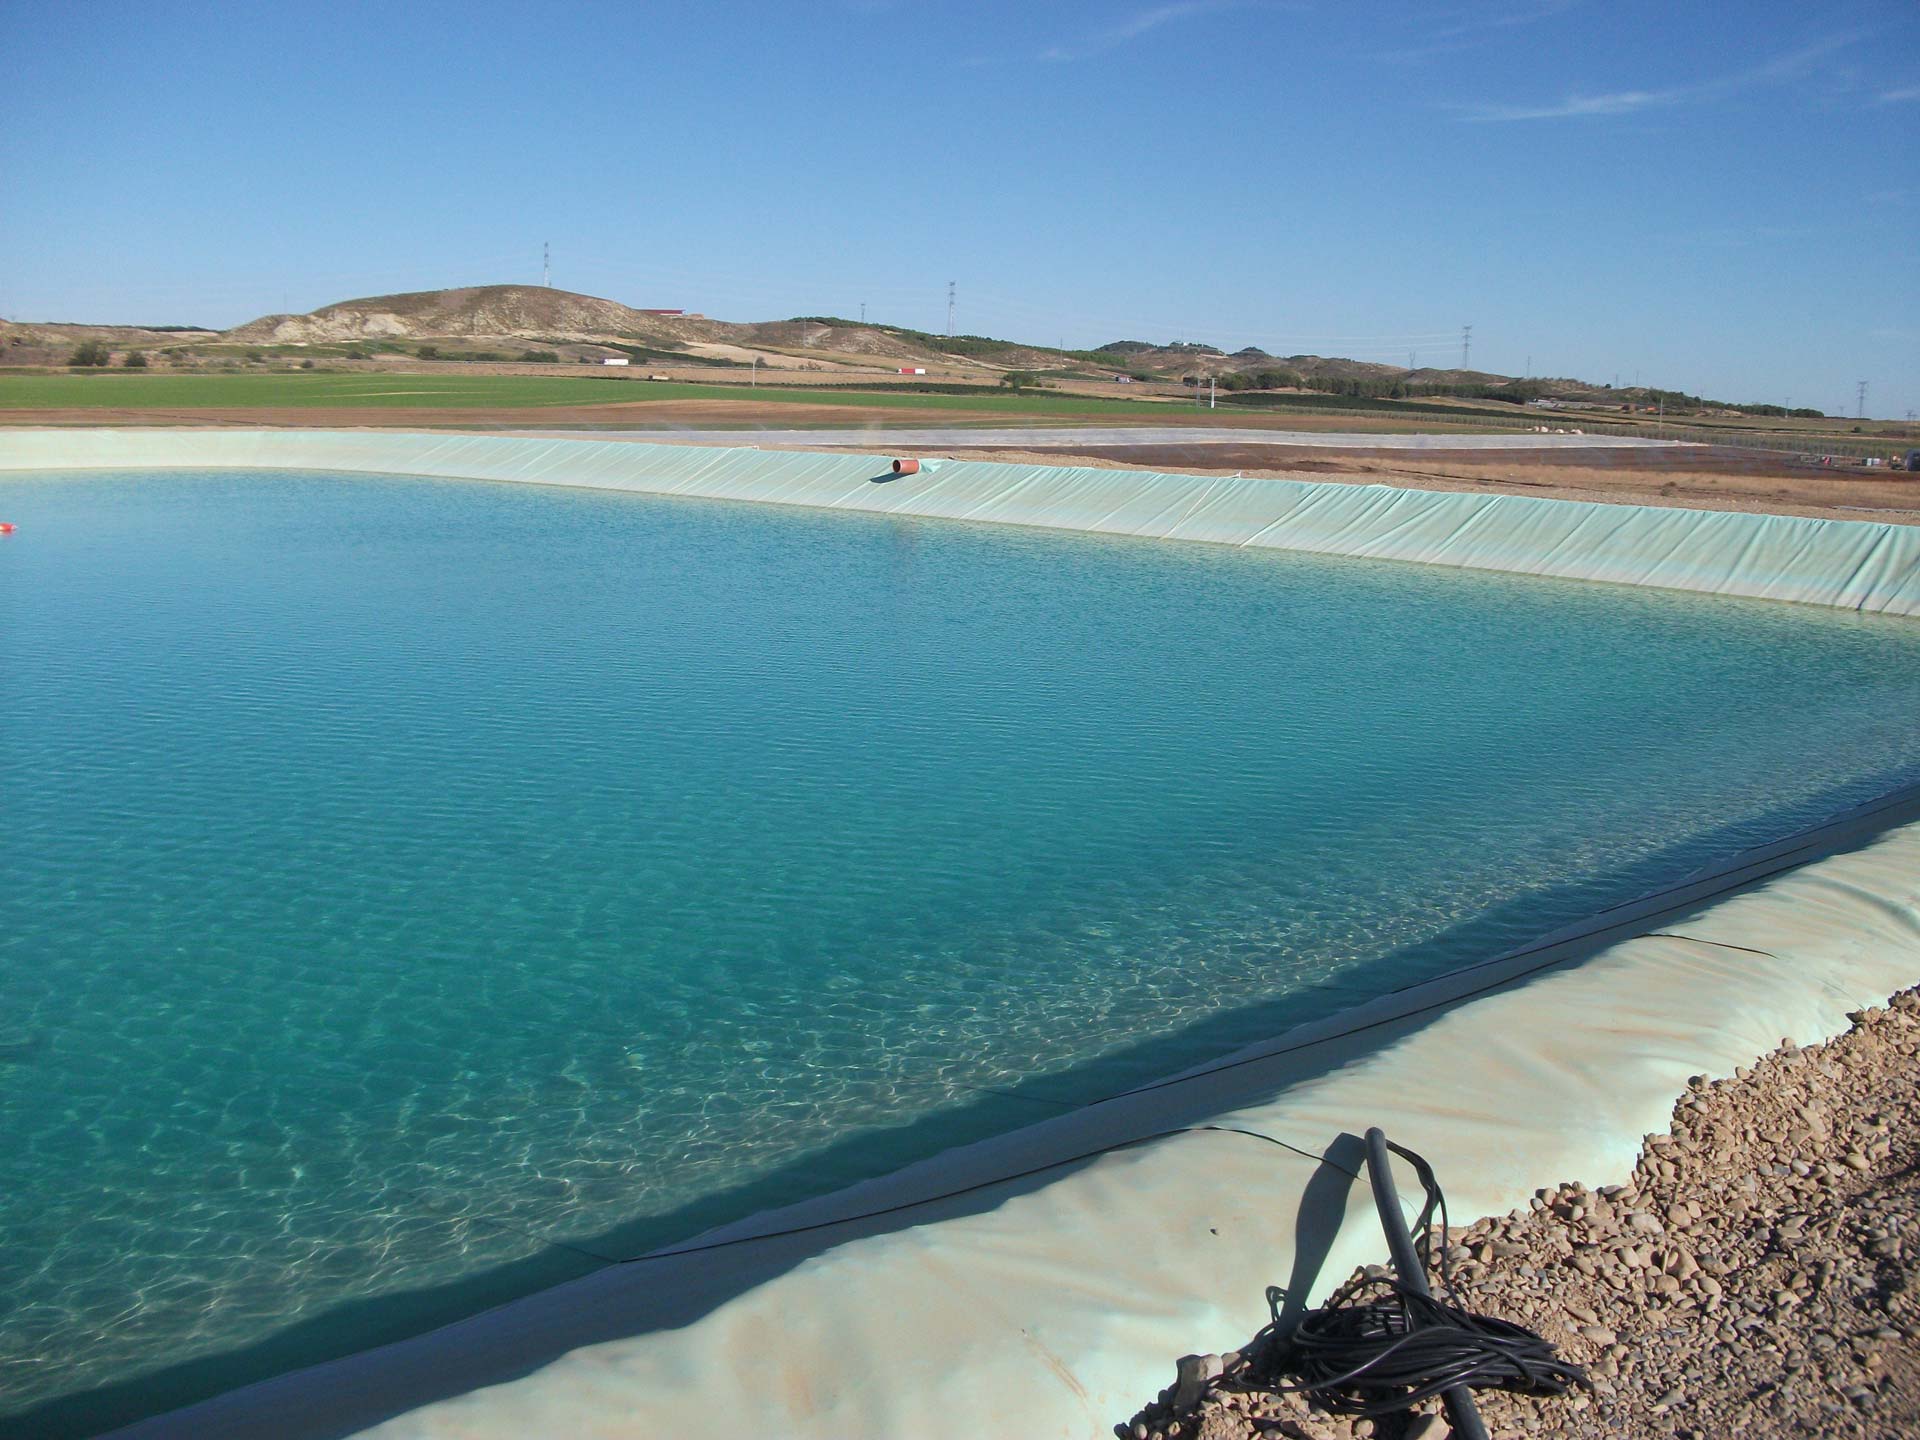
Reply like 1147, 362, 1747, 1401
223, 285, 687, 345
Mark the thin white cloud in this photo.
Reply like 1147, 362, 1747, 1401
1457, 32, 1865, 122
1377, 0, 1578, 64
1879, 86, 1920, 104
1470, 89, 1672, 121
1037, 0, 1251, 63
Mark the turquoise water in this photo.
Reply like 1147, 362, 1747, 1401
4, 468, 1920, 1434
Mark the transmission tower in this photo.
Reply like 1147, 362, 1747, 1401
946, 281, 956, 338
1857, 380, 1868, 419
1461, 324, 1473, 370
542, 242, 550, 288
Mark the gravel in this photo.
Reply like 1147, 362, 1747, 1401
1117, 986, 1920, 1439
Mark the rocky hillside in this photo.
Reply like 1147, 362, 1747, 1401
222, 288, 1077, 370
0, 318, 217, 366
223, 285, 698, 345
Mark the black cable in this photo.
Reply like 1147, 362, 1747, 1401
1254, 1130, 1587, 1431
1640, 932, 1781, 960
630, 1121, 1355, 1265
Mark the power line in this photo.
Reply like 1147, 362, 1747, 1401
946, 280, 956, 338
542, 241, 550, 289
1857, 380, 1868, 419
1461, 324, 1472, 370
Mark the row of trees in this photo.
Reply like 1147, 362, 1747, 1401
1182, 371, 1574, 404
1181, 367, 1308, 392
414, 344, 561, 363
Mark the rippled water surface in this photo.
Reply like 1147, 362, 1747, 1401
4, 469, 1919, 1433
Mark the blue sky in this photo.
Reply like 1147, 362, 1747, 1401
3, 0, 1915, 415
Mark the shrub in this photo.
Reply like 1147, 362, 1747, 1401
416, 344, 440, 360
66, 340, 111, 367
519, 349, 561, 363
122, 350, 148, 368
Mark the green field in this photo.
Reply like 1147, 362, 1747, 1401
0, 371, 1183, 416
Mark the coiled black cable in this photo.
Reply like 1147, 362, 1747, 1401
1255, 1129, 1587, 1434
1274, 1272, 1588, 1421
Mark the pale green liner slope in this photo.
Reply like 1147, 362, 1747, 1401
3, 427, 1917, 614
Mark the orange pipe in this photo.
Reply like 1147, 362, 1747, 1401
891, 458, 920, 475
